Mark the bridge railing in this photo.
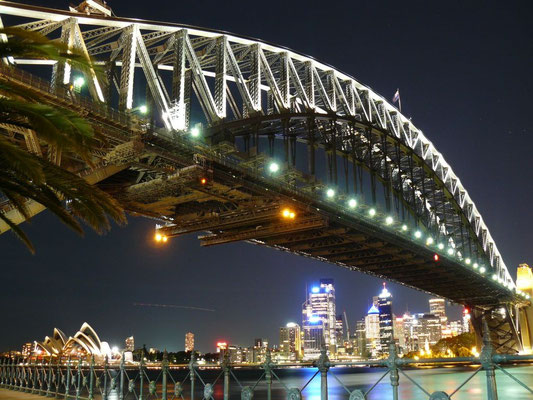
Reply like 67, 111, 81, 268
0, 65, 144, 132
1, 346, 532, 400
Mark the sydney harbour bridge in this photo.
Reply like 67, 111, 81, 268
0, 0, 531, 355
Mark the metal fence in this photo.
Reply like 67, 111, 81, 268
1, 336, 532, 400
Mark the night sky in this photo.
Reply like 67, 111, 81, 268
1, 0, 532, 353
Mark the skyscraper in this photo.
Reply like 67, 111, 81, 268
429, 298, 447, 334
365, 304, 380, 358
185, 332, 194, 352
302, 279, 337, 359
377, 283, 393, 355
125, 336, 134, 352
279, 322, 301, 360
355, 319, 367, 358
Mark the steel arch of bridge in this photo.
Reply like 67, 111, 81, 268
0, 1, 514, 288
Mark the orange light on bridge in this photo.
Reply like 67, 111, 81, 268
282, 208, 296, 219
155, 233, 168, 243
200, 177, 207, 185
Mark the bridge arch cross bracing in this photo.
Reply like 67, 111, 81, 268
0, 1, 517, 296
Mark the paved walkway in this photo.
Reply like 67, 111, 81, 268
0, 389, 46, 399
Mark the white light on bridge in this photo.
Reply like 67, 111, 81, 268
447, 248, 454, 255
369, 208, 376, 217
414, 230, 422, 239
269, 162, 280, 173
191, 127, 201, 137
426, 237, 434, 245
326, 188, 335, 198
385, 216, 394, 225
438, 243, 444, 250
73, 76, 85, 88
473, 262, 478, 269
348, 199, 357, 208
492, 274, 498, 281
465, 258, 471, 265
401, 224, 408, 231
479, 266, 486, 274
139, 105, 148, 114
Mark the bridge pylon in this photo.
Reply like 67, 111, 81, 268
517, 264, 533, 353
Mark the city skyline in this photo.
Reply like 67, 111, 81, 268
0, 0, 531, 355
4, 277, 467, 355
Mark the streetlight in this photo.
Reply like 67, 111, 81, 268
348, 199, 357, 208
401, 224, 408, 231
414, 230, 422, 238
369, 208, 376, 217
385, 216, 393, 225
426, 237, 434, 245
326, 188, 335, 198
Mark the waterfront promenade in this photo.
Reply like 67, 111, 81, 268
0, 389, 42, 399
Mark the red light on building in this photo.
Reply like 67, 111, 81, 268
216, 342, 227, 352
463, 308, 470, 315
433, 254, 440, 262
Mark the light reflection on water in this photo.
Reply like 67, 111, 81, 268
67, 365, 533, 400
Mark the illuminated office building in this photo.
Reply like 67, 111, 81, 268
302, 279, 337, 359
279, 322, 301, 360
185, 332, 194, 352
378, 283, 393, 355
125, 336, 134, 352
365, 304, 380, 358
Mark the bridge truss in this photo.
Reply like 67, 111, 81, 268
0, 1, 529, 353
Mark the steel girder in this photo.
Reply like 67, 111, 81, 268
0, 2, 519, 306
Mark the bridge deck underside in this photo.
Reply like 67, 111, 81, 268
104, 142, 513, 309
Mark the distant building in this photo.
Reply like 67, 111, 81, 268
335, 315, 344, 347
393, 317, 405, 352
22, 342, 33, 358
377, 283, 393, 355
365, 304, 380, 358
429, 298, 447, 334
413, 313, 442, 347
355, 319, 367, 358
185, 332, 194, 352
302, 279, 337, 359
252, 338, 268, 363
462, 309, 471, 333
279, 323, 301, 361
125, 336, 134, 352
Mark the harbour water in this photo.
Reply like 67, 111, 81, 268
97, 365, 533, 399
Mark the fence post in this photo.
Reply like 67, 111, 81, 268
222, 350, 230, 400
47, 357, 53, 397
387, 342, 399, 400
263, 349, 272, 400
119, 353, 125, 400
162, 350, 168, 400
316, 348, 330, 400
189, 351, 196, 400
88, 356, 94, 400
55, 357, 60, 399
75, 359, 81, 400
65, 357, 71, 400
480, 319, 498, 400
102, 356, 108, 400
139, 352, 144, 400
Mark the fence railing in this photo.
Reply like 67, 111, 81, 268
1, 341, 532, 400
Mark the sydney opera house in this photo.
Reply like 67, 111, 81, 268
34, 323, 115, 361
